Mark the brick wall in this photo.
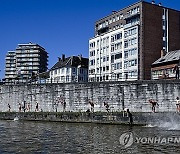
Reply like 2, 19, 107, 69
141, 3, 163, 80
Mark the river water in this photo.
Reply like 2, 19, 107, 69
0, 120, 179, 154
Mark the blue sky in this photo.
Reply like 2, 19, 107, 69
0, 0, 180, 79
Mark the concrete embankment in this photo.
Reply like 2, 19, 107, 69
0, 112, 179, 126
0, 80, 180, 113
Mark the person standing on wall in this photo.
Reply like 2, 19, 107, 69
176, 97, 180, 113
148, 99, 159, 113
126, 109, 133, 125
173, 64, 179, 79
35, 102, 39, 112
8, 103, 11, 112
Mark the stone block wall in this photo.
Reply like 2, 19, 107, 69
0, 80, 179, 112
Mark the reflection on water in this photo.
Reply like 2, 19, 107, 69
0, 120, 179, 154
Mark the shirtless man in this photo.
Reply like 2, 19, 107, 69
148, 99, 159, 112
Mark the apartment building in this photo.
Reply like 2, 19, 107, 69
5, 42, 48, 81
5, 51, 16, 80
89, 0, 180, 81
49, 54, 88, 83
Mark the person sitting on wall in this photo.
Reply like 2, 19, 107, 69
148, 99, 159, 113
176, 97, 180, 113
104, 102, 110, 112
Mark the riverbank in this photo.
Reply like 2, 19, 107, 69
0, 111, 179, 126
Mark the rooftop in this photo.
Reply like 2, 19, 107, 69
152, 50, 180, 66
50, 55, 89, 70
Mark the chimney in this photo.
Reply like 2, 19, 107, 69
152, 0, 155, 4
78, 54, 82, 60
158, 3, 162, 6
62, 54, 65, 62
58, 57, 61, 61
161, 49, 166, 57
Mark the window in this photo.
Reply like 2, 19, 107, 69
124, 41, 128, 48
80, 69, 84, 74
106, 66, 109, 70
111, 55, 115, 63
124, 61, 128, 69
115, 53, 122, 59
97, 58, 99, 64
106, 75, 109, 80
107, 56, 109, 61
103, 67, 105, 71
66, 76, 69, 82
66, 68, 69, 73
111, 45, 115, 52
90, 60, 95, 66
72, 68, 76, 73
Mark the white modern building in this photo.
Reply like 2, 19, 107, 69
89, 1, 180, 81
89, 25, 138, 82
49, 54, 88, 83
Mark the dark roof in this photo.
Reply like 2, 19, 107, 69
152, 50, 180, 67
38, 71, 50, 79
50, 56, 89, 70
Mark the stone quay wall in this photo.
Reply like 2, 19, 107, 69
0, 80, 179, 113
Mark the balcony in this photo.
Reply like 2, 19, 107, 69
123, 12, 140, 20
124, 21, 140, 29
98, 27, 109, 35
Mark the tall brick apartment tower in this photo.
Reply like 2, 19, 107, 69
89, 1, 180, 81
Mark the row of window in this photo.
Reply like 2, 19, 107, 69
152, 68, 174, 76
126, 6, 140, 16
124, 59, 137, 68
96, 6, 140, 31
113, 63, 122, 70
97, 37, 109, 46
124, 27, 137, 38
89, 42, 95, 48
111, 33, 122, 42
97, 56, 109, 64
90, 38, 137, 52
124, 37, 138, 48
125, 70, 138, 78
97, 14, 124, 30
97, 66, 109, 73
51, 67, 76, 75
124, 48, 138, 58
90, 50, 95, 57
